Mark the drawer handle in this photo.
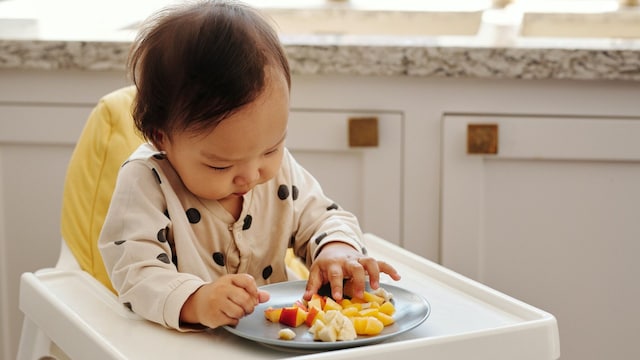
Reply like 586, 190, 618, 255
348, 117, 379, 147
467, 124, 498, 154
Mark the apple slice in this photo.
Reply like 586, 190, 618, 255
294, 299, 308, 312
264, 307, 283, 323
307, 294, 325, 310
304, 306, 325, 327
279, 306, 307, 327
323, 297, 342, 312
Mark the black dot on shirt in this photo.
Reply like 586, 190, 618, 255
114, 240, 126, 245
327, 203, 339, 211
157, 227, 168, 243
151, 168, 162, 184
262, 265, 273, 280
277, 184, 289, 200
362, 247, 368, 255
292, 185, 299, 200
123, 302, 133, 311
186, 208, 201, 224
212, 252, 225, 266
157, 253, 170, 264
153, 152, 166, 160
242, 214, 253, 230
314, 232, 328, 245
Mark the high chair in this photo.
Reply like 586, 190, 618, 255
16, 87, 559, 360
16, 86, 309, 360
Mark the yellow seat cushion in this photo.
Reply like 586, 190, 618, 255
61, 86, 307, 293
61, 86, 143, 292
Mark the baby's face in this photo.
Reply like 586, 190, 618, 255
159, 67, 289, 201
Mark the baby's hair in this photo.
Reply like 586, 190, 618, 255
128, 0, 291, 143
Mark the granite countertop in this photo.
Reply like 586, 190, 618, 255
1, 1, 640, 81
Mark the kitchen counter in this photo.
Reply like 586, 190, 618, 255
1, 1, 640, 81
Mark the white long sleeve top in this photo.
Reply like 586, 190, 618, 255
98, 143, 364, 331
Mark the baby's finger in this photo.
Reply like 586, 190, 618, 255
231, 274, 261, 303
357, 257, 380, 290
258, 290, 270, 303
227, 289, 258, 315
327, 264, 345, 301
378, 261, 402, 281
345, 259, 367, 299
304, 268, 324, 300
222, 300, 247, 321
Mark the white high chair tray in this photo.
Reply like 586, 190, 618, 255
19, 234, 560, 360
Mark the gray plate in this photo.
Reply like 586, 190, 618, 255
223, 280, 430, 351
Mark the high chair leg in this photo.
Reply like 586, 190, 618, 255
16, 317, 53, 360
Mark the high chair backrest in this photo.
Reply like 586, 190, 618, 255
61, 86, 142, 292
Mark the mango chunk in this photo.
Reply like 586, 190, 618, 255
352, 316, 384, 336
379, 301, 396, 315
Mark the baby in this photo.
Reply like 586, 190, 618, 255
99, 0, 400, 331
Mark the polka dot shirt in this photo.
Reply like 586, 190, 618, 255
98, 143, 364, 331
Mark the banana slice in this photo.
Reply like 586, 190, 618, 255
278, 328, 296, 340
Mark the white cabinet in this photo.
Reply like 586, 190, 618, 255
441, 114, 640, 360
288, 110, 403, 244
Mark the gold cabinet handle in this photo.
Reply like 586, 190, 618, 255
467, 124, 498, 154
348, 117, 379, 147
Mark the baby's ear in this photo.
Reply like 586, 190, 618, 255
151, 130, 165, 148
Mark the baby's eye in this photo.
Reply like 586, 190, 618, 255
209, 165, 231, 171
265, 148, 279, 156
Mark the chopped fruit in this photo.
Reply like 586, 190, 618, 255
309, 320, 336, 342
373, 287, 393, 302
279, 306, 307, 328
358, 308, 379, 317
323, 297, 342, 312
308, 294, 326, 310
309, 310, 356, 342
368, 301, 380, 309
352, 316, 385, 336
362, 291, 385, 305
278, 328, 296, 340
264, 307, 283, 323
265, 286, 396, 342
342, 301, 363, 311
294, 300, 308, 311
379, 301, 395, 315
374, 312, 395, 326
341, 307, 359, 317
305, 306, 325, 327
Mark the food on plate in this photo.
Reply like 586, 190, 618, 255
263, 289, 396, 341
278, 306, 307, 327
278, 328, 297, 340
308, 310, 356, 341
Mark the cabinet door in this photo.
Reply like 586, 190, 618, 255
441, 115, 640, 360
0, 104, 91, 360
287, 110, 402, 245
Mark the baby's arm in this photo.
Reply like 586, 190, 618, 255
180, 274, 270, 328
281, 150, 401, 300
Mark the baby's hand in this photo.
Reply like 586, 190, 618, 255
180, 274, 270, 328
303, 242, 401, 301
